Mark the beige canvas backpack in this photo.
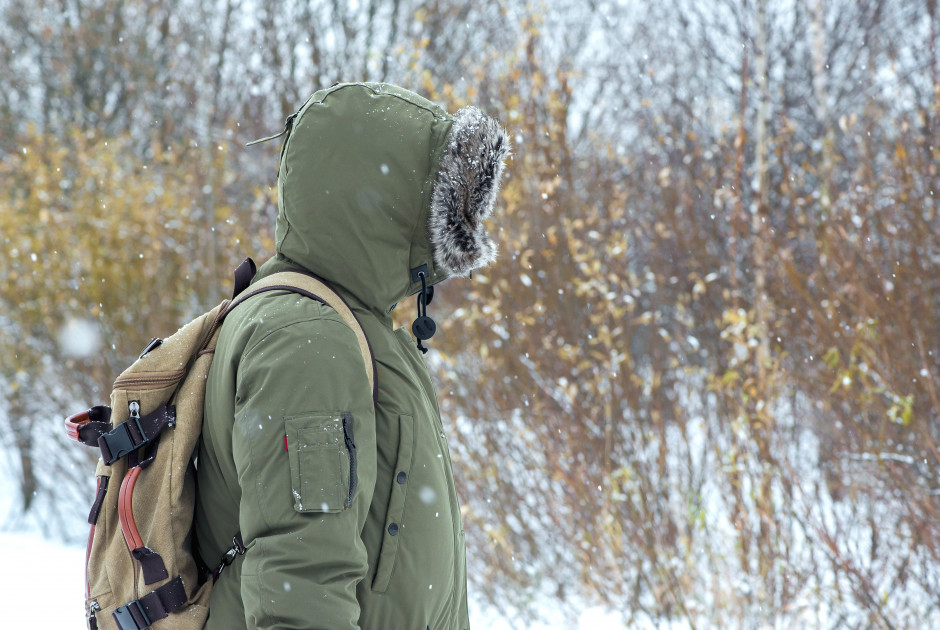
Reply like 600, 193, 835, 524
64, 259, 375, 630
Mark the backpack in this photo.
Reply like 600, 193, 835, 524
64, 259, 375, 630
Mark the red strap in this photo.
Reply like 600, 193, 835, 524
65, 410, 91, 442
117, 467, 169, 585
65, 406, 113, 447
118, 467, 144, 551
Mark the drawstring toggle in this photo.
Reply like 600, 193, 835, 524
411, 269, 436, 354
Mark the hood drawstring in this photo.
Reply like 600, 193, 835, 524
245, 112, 298, 147
411, 271, 436, 354
246, 112, 299, 177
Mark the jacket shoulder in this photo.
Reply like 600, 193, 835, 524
217, 290, 353, 361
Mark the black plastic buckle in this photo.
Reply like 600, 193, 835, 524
101, 415, 146, 464
113, 599, 151, 630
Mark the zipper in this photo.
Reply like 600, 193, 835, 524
85, 478, 103, 602
113, 369, 185, 390
133, 554, 140, 599
342, 414, 357, 508
85, 523, 96, 602
86, 599, 100, 629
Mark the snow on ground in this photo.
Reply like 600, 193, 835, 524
0, 531, 87, 627
0, 529, 625, 629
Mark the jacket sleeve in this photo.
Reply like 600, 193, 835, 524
231, 314, 376, 630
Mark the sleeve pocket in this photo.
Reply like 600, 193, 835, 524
284, 413, 357, 513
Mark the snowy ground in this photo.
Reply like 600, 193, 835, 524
1, 531, 87, 627
0, 530, 624, 629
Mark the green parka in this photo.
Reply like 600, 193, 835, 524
193, 83, 509, 630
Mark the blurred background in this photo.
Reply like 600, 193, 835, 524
1, 0, 938, 627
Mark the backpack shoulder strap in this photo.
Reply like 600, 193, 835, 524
219, 270, 377, 403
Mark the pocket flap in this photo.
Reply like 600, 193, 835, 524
284, 413, 355, 513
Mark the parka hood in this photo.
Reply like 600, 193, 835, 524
273, 82, 509, 314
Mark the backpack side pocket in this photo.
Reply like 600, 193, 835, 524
85, 459, 114, 627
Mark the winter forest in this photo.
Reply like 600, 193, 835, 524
1, 0, 938, 628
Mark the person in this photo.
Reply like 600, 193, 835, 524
193, 82, 510, 630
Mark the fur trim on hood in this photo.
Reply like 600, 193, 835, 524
429, 106, 511, 277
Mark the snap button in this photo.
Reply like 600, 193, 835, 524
388, 522, 399, 536
397, 471, 407, 484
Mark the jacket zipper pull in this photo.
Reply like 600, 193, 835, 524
128, 401, 140, 421
342, 415, 358, 508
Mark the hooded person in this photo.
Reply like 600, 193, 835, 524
193, 83, 510, 630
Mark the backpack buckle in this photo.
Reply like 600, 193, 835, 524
113, 599, 151, 630
100, 413, 146, 464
